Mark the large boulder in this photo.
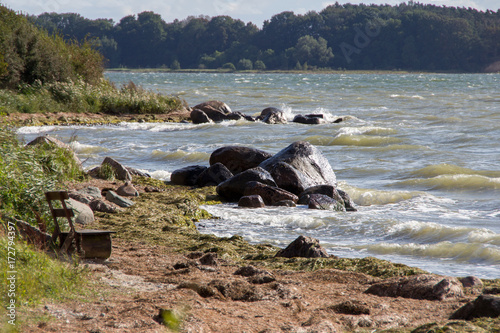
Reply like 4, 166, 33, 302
196, 163, 233, 187
209, 146, 273, 174
259, 141, 336, 195
259, 107, 287, 124
101, 157, 132, 181
194, 100, 232, 115
192, 101, 232, 122
170, 165, 207, 186
116, 181, 139, 197
216, 167, 277, 201
365, 274, 464, 301
275, 235, 329, 258
243, 181, 298, 206
450, 295, 500, 320
238, 195, 266, 208
300, 185, 344, 203
65, 198, 94, 225
190, 109, 213, 124
26, 135, 82, 168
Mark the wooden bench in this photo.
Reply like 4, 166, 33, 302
45, 191, 115, 259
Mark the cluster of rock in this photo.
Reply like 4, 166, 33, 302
171, 141, 356, 211
190, 100, 344, 125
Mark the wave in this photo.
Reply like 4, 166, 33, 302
411, 163, 500, 178
341, 185, 424, 206
395, 174, 500, 191
152, 149, 210, 163
359, 241, 500, 264
304, 134, 403, 147
17, 125, 58, 134
390, 94, 425, 100
69, 141, 108, 154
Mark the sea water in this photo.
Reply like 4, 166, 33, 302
17, 72, 500, 278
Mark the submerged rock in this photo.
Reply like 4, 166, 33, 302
260, 141, 337, 195
293, 114, 325, 125
259, 107, 287, 124
190, 109, 213, 124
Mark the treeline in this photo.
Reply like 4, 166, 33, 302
26, 2, 500, 72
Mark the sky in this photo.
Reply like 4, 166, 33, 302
1, 0, 499, 26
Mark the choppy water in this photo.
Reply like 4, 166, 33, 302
17, 72, 500, 278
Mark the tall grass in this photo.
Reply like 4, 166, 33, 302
0, 128, 85, 228
0, 78, 183, 115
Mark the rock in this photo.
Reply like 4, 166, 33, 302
65, 198, 95, 225
238, 195, 266, 208
308, 194, 346, 211
105, 190, 135, 208
199, 253, 218, 266
196, 163, 233, 187
216, 167, 277, 201
209, 146, 272, 174
259, 141, 336, 195
275, 235, 329, 258
275, 200, 297, 207
127, 167, 151, 178
68, 191, 94, 205
450, 295, 500, 320
190, 109, 213, 124
77, 186, 102, 199
300, 185, 344, 203
89, 199, 118, 213
460, 276, 484, 295
338, 189, 357, 212
102, 157, 132, 181
234, 265, 264, 277
26, 135, 82, 168
293, 114, 325, 124
116, 181, 139, 197
261, 107, 288, 124
194, 100, 232, 115
170, 165, 207, 186
243, 181, 298, 206
365, 274, 464, 301
330, 300, 370, 315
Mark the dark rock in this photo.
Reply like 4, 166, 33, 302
330, 300, 370, 315
259, 141, 337, 195
170, 165, 208, 186
196, 163, 233, 187
216, 167, 277, 201
190, 109, 212, 124
102, 157, 132, 181
450, 295, 500, 320
238, 195, 266, 208
194, 100, 232, 115
275, 235, 329, 258
225, 112, 245, 121
338, 189, 357, 212
249, 275, 276, 284
293, 114, 325, 124
89, 199, 118, 213
127, 167, 151, 178
333, 117, 344, 123
210, 146, 272, 174
300, 185, 344, 203
243, 181, 298, 206
365, 274, 464, 301
116, 181, 139, 197
308, 194, 345, 212
200, 253, 218, 266
261, 108, 288, 124
275, 200, 297, 207
105, 190, 135, 208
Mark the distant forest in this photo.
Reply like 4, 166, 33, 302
29, 2, 500, 72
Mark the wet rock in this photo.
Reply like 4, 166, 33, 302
338, 189, 357, 212
260, 141, 337, 195
300, 185, 344, 203
210, 146, 272, 174
105, 190, 135, 208
216, 167, 277, 201
116, 181, 139, 197
196, 163, 233, 187
194, 100, 232, 115
170, 165, 207, 186
243, 181, 298, 206
365, 274, 464, 301
260, 107, 287, 124
126, 167, 151, 178
190, 109, 212, 124
275, 200, 297, 207
275, 235, 329, 258
238, 195, 266, 208
102, 157, 132, 181
66, 198, 94, 225
308, 193, 345, 212
293, 114, 325, 124
450, 294, 500, 320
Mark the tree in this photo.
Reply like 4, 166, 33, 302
237, 58, 253, 70
293, 35, 334, 67
254, 60, 266, 70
